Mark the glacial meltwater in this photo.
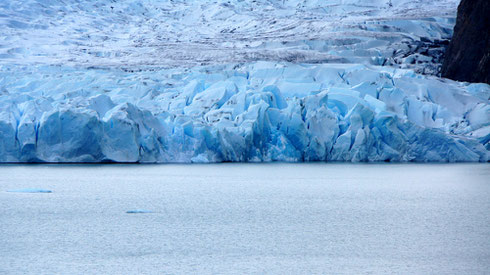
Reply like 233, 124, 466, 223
0, 163, 489, 274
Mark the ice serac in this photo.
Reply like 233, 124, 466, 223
0, 63, 488, 163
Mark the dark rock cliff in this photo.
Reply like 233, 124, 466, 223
441, 0, 490, 84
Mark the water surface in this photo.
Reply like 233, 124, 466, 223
1, 163, 489, 274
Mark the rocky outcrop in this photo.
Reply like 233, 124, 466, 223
441, 0, 490, 84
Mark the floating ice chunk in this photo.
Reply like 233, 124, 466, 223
7, 188, 52, 193
126, 210, 153, 214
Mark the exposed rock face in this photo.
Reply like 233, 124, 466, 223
442, 0, 490, 84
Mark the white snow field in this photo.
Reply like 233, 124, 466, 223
0, 0, 489, 162
1, 163, 490, 274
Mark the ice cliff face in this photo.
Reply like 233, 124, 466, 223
0, 0, 488, 162
1, 62, 488, 162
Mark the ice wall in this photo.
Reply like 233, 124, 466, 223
1, 63, 488, 162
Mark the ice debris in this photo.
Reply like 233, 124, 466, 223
7, 188, 53, 193
126, 210, 153, 214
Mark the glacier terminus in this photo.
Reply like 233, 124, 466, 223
0, 0, 488, 162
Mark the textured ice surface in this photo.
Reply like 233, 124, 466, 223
0, 0, 489, 162
1, 62, 488, 162
0, 0, 457, 72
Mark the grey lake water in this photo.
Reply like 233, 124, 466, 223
0, 163, 489, 274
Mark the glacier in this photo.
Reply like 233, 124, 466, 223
1, 62, 488, 163
0, 0, 489, 162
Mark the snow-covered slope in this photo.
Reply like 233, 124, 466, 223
0, 0, 488, 162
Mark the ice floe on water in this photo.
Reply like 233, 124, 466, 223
7, 188, 52, 193
0, 0, 488, 162
126, 210, 153, 214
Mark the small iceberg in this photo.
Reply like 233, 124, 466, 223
126, 210, 153, 214
7, 188, 52, 193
